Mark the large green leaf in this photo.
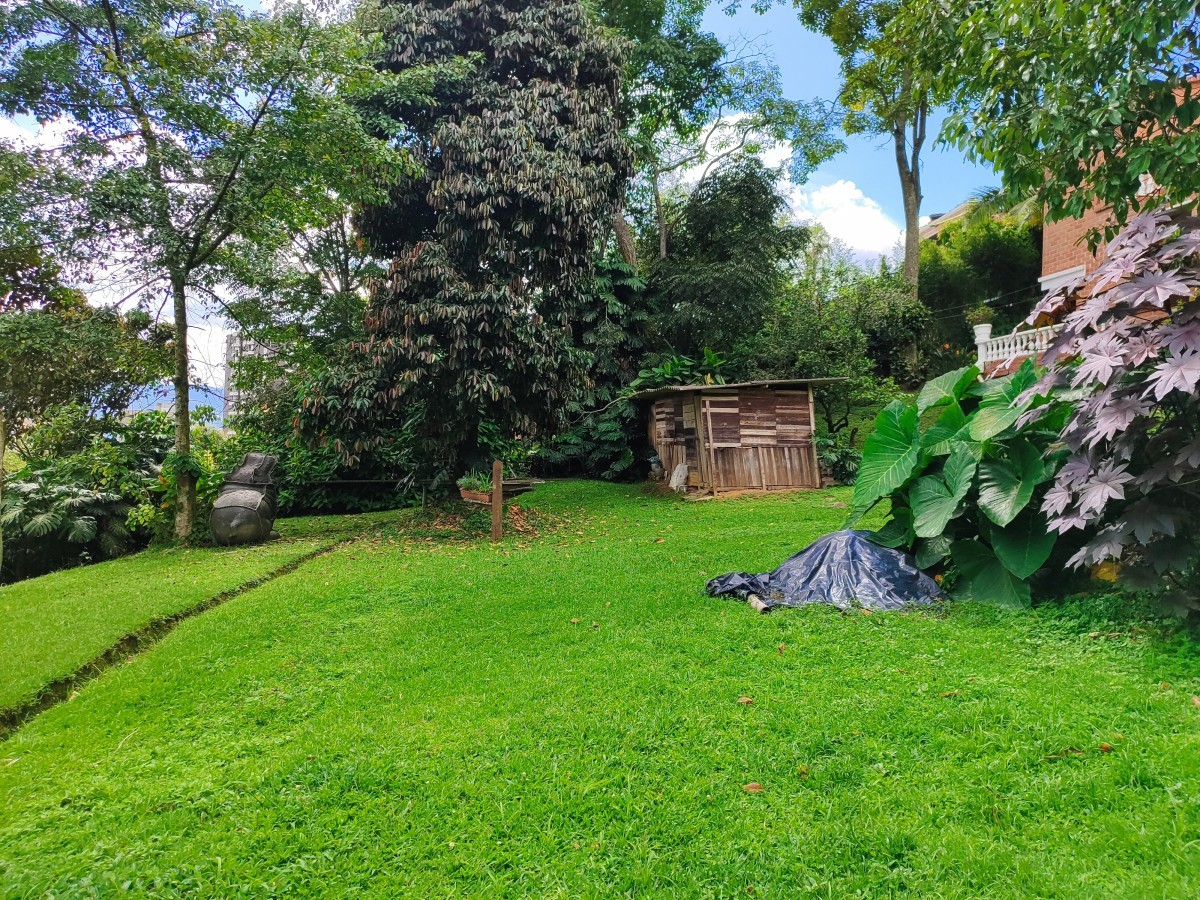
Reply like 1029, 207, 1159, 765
989, 511, 1057, 579
968, 403, 1026, 442
853, 400, 921, 509
870, 506, 914, 549
977, 439, 1047, 527
921, 403, 972, 456
951, 540, 1031, 608
910, 444, 977, 539
917, 365, 980, 414
968, 360, 1040, 441
916, 533, 954, 569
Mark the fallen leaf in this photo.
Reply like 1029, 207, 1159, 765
1089, 632, 1102, 639
940, 690, 959, 698
654, 537, 665, 543
570, 618, 580, 624
777, 643, 786, 655
591, 622, 600, 628
743, 782, 763, 793
1099, 743, 1113, 753
737, 696, 754, 705
797, 764, 809, 779
1193, 696, 1200, 709
1160, 682, 1172, 690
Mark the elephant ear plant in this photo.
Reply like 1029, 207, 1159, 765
850, 359, 1071, 607
1026, 212, 1200, 615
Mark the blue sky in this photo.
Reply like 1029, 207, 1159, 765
702, 4, 998, 258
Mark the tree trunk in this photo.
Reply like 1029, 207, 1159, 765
892, 90, 927, 293
171, 277, 195, 540
653, 172, 667, 260
899, 164, 921, 290
613, 207, 637, 269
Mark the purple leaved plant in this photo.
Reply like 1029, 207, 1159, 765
1031, 211, 1200, 610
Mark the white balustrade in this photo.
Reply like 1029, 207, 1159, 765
976, 323, 1062, 368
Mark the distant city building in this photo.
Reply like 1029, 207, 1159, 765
223, 333, 277, 420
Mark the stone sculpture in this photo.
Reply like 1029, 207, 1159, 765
211, 452, 279, 546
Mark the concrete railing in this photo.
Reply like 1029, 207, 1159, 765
975, 323, 1062, 368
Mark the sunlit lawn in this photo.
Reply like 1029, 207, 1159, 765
2, 481, 1199, 896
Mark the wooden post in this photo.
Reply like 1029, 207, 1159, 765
491, 459, 503, 542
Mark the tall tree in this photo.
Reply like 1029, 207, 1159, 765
0, 0, 412, 537
652, 157, 807, 354
735, 0, 932, 288
299, 0, 633, 480
599, 0, 839, 264
910, 0, 1199, 232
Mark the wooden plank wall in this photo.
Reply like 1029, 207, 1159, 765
652, 387, 820, 491
651, 396, 699, 481
705, 387, 818, 490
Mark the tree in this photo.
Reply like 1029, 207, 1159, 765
0, 0, 412, 537
736, 231, 903, 441
651, 157, 807, 355
919, 215, 1042, 344
734, 0, 933, 288
299, 0, 633, 481
0, 304, 169, 571
914, 0, 1200, 232
596, 0, 840, 264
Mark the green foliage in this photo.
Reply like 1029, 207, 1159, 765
919, 216, 1041, 343
0, 0, 416, 537
535, 257, 652, 481
0, 411, 178, 582
815, 434, 861, 484
735, 232, 905, 440
302, 0, 632, 480
854, 361, 1073, 607
455, 471, 493, 493
650, 158, 806, 354
917, 0, 1199, 234
632, 349, 729, 390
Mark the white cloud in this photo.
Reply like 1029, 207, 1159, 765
785, 179, 903, 262
189, 320, 229, 390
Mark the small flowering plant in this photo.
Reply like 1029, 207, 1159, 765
1025, 211, 1200, 613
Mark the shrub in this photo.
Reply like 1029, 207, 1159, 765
816, 435, 862, 485
1025, 212, 1200, 614
851, 360, 1077, 607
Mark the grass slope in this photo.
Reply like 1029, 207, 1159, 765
2, 481, 1200, 896
0, 510, 404, 713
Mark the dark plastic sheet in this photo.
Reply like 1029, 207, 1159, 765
707, 530, 943, 611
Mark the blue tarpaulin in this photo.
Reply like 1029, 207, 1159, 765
707, 530, 943, 611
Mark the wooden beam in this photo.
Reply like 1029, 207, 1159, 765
491, 459, 504, 542
691, 393, 710, 491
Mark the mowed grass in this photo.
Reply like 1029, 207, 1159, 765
2, 481, 1200, 896
0, 509, 405, 713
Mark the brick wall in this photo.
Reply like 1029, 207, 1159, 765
1041, 200, 1111, 280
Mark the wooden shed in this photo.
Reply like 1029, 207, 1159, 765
633, 379, 842, 495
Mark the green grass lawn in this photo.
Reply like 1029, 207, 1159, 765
2, 481, 1200, 896
0, 509, 405, 714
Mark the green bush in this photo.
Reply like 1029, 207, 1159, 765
851, 361, 1081, 607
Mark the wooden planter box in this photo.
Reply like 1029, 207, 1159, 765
459, 479, 543, 504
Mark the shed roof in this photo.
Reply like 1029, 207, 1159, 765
628, 377, 846, 401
